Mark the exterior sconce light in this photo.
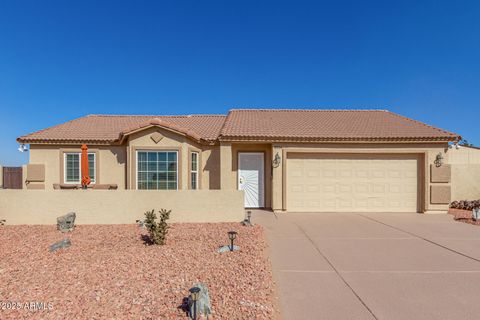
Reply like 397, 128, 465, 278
227, 231, 237, 251
434, 153, 444, 167
189, 286, 201, 320
272, 152, 281, 168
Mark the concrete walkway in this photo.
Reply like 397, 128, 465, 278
254, 211, 480, 320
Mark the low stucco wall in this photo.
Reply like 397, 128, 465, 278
449, 146, 480, 200
452, 165, 480, 200
0, 190, 245, 225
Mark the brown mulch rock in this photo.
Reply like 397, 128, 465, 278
0, 223, 278, 319
448, 208, 480, 226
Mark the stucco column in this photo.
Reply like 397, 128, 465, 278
126, 146, 131, 189
22, 164, 27, 190
271, 145, 283, 211
220, 142, 233, 190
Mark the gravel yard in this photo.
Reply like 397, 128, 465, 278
449, 208, 480, 226
0, 223, 278, 319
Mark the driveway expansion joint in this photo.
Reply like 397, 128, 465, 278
293, 221, 379, 320
358, 214, 480, 264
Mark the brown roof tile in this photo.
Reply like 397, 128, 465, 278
17, 109, 460, 144
219, 109, 460, 142
18, 114, 226, 144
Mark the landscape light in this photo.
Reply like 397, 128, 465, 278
189, 286, 201, 320
228, 231, 237, 251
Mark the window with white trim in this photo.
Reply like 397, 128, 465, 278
137, 151, 178, 190
64, 152, 96, 184
190, 152, 199, 190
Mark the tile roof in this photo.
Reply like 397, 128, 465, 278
17, 109, 460, 144
18, 114, 226, 144
219, 109, 460, 142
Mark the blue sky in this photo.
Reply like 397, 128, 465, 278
0, 0, 479, 166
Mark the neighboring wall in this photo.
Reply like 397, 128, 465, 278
0, 165, 2, 188
448, 146, 480, 200
0, 190, 245, 224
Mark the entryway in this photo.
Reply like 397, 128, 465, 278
238, 152, 265, 208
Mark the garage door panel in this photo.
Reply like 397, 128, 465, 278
287, 154, 419, 213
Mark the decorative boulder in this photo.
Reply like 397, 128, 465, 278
136, 219, 145, 228
57, 212, 76, 232
241, 219, 253, 227
217, 245, 240, 253
189, 283, 211, 318
50, 239, 71, 252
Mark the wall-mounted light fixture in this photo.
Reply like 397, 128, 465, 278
272, 152, 281, 168
17, 144, 28, 153
434, 152, 444, 167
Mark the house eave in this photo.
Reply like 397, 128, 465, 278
217, 136, 460, 144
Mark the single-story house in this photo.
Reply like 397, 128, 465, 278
17, 109, 465, 213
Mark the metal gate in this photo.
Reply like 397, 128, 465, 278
3, 167, 23, 189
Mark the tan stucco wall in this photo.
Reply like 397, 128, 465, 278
0, 165, 3, 188
220, 142, 233, 190
448, 146, 480, 200
26, 135, 457, 213
202, 145, 221, 189
27, 128, 221, 191
0, 190, 245, 224
268, 142, 450, 213
29, 145, 127, 190
126, 127, 210, 190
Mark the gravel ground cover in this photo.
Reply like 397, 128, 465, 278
0, 223, 278, 319
448, 208, 480, 226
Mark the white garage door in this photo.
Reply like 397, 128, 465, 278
287, 153, 419, 212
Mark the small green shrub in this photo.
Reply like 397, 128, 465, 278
0, 219, 5, 226
144, 209, 171, 245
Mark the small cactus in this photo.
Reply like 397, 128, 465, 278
144, 209, 171, 245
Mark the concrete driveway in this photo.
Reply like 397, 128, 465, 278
254, 211, 480, 320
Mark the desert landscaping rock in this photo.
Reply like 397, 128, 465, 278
0, 223, 277, 319
217, 245, 240, 253
135, 219, 145, 228
241, 220, 253, 227
56, 212, 76, 232
49, 238, 71, 252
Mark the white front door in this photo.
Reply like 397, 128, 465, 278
238, 152, 265, 208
